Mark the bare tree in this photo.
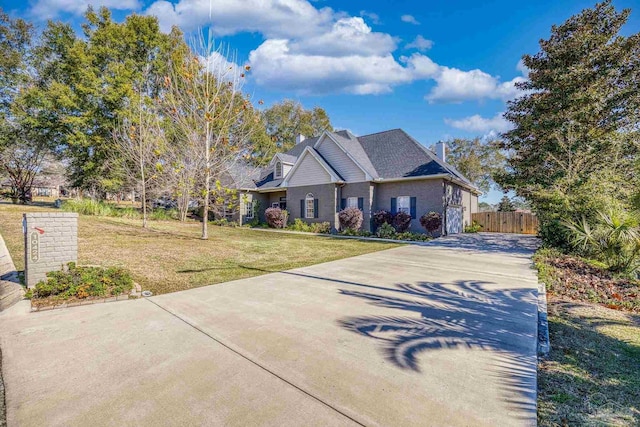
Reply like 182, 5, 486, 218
161, 30, 258, 239
113, 75, 162, 228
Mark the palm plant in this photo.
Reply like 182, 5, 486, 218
563, 210, 640, 276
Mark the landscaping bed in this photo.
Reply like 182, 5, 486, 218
27, 263, 140, 310
535, 249, 640, 312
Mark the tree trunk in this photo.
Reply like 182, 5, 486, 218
201, 123, 211, 240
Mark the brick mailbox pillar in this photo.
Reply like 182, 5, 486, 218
23, 212, 78, 289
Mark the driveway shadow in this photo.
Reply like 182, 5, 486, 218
423, 233, 540, 257
337, 280, 538, 420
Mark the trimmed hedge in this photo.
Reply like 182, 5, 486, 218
338, 207, 364, 231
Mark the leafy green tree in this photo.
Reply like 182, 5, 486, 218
497, 196, 516, 212
443, 137, 505, 194
260, 99, 333, 157
498, 1, 640, 246
32, 7, 187, 194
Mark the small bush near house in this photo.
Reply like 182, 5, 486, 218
265, 207, 288, 228
392, 211, 412, 233
464, 220, 483, 233
29, 262, 134, 307
338, 207, 364, 231
372, 210, 393, 230
376, 222, 396, 239
341, 229, 373, 237
288, 219, 331, 234
396, 232, 431, 242
420, 211, 442, 236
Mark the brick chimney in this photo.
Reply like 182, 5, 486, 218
435, 141, 446, 163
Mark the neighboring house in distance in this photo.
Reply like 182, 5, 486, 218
238, 129, 480, 235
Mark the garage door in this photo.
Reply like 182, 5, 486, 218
446, 206, 463, 235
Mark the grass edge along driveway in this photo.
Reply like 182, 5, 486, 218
0, 202, 399, 295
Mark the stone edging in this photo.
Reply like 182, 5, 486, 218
30, 283, 143, 312
537, 281, 551, 355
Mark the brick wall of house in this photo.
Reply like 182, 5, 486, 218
374, 179, 445, 233
23, 212, 78, 288
339, 182, 375, 231
287, 184, 338, 231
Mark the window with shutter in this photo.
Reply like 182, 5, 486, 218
305, 193, 315, 218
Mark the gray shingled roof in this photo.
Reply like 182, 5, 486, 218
253, 129, 476, 191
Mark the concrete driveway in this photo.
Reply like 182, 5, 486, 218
0, 233, 539, 426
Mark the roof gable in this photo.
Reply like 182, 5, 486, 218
313, 132, 372, 182
283, 146, 342, 187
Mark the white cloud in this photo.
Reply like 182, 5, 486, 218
289, 17, 397, 57
359, 10, 380, 25
444, 113, 513, 133
249, 39, 413, 95
144, 0, 335, 37
516, 58, 529, 77
29, 0, 140, 19
405, 35, 433, 51
426, 66, 526, 103
401, 14, 420, 25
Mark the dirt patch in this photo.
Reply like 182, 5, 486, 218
538, 252, 639, 312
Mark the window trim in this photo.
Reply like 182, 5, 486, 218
305, 193, 315, 219
245, 201, 254, 219
397, 196, 410, 214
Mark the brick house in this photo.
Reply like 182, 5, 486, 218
238, 129, 480, 235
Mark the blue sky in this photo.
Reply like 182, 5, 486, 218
3, 0, 640, 202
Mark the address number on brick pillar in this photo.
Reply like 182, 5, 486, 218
23, 212, 78, 288
29, 231, 40, 262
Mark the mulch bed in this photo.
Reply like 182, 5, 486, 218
543, 255, 640, 312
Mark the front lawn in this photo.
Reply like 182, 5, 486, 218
0, 202, 398, 295
535, 248, 640, 426
538, 298, 640, 426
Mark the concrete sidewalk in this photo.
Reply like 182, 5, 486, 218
0, 234, 539, 426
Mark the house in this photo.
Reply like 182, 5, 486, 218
238, 129, 480, 235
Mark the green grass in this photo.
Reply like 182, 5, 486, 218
0, 201, 399, 295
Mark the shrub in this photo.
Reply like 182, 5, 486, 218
372, 210, 393, 230
265, 207, 288, 228
420, 211, 442, 236
341, 229, 373, 237
564, 209, 640, 276
338, 207, 364, 231
32, 263, 134, 301
392, 211, 412, 233
396, 232, 431, 242
376, 222, 396, 239
149, 208, 179, 221
62, 198, 116, 216
464, 220, 483, 233
288, 219, 331, 234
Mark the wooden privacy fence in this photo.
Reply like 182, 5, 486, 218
471, 212, 539, 235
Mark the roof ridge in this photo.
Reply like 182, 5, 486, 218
357, 128, 402, 138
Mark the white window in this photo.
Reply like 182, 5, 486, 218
305, 193, 315, 218
275, 161, 282, 178
245, 201, 254, 219
397, 196, 410, 214
347, 197, 358, 208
